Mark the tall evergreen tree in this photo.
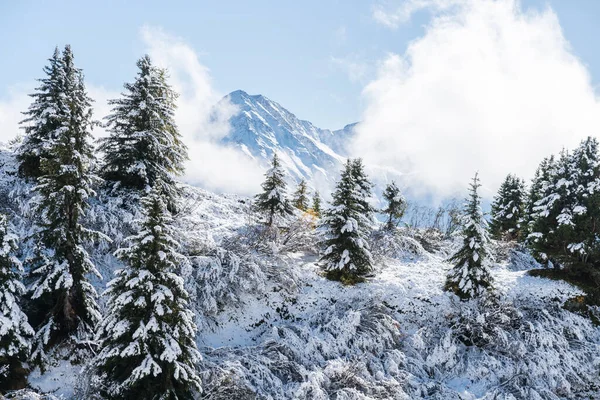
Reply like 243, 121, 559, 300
16, 48, 67, 179
320, 159, 374, 284
523, 156, 555, 243
445, 173, 493, 299
292, 179, 309, 211
95, 184, 202, 400
489, 174, 526, 240
381, 181, 406, 230
254, 153, 292, 226
26, 45, 106, 366
350, 159, 376, 217
521, 157, 553, 242
98, 55, 188, 199
0, 214, 33, 391
528, 150, 577, 265
528, 138, 600, 264
567, 137, 600, 262
312, 191, 322, 217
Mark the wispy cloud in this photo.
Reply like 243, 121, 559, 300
355, 0, 600, 199
0, 82, 115, 144
140, 26, 264, 195
0, 85, 29, 144
372, 0, 466, 28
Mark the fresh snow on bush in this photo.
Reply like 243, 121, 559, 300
0, 147, 599, 398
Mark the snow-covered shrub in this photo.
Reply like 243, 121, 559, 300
199, 370, 257, 400
190, 248, 271, 324
506, 244, 542, 271
370, 228, 426, 263
410, 228, 448, 254
279, 213, 319, 254
200, 301, 406, 399
406, 293, 600, 399
234, 223, 283, 255
1, 390, 60, 400
228, 212, 318, 256
297, 358, 409, 400
446, 295, 522, 348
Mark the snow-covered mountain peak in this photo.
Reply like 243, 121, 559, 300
219, 90, 356, 188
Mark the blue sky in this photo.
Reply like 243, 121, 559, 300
2, 0, 600, 197
2, 0, 599, 130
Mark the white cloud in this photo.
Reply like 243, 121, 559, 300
88, 85, 117, 139
140, 26, 264, 195
0, 83, 115, 144
0, 85, 29, 144
355, 0, 600, 200
373, 0, 465, 28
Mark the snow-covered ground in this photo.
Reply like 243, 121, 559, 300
1, 147, 599, 399
193, 237, 597, 399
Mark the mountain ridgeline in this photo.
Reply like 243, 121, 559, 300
219, 89, 357, 185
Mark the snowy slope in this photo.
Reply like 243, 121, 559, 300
1, 146, 600, 399
219, 90, 356, 186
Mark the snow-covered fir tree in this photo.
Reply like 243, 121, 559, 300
567, 137, 600, 262
521, 165, 540, 241
489, 174, 526, 240
528, 150, 577, 265
311, 191, 322, 217
16, 48, 67, 179
350, 159, 376, 217
320, 159, 375, 284
528, 138, 600, 264
445, 173, 493, 300
523, 155, 555, 244
292, 179, 309, 211
26, 45, 106, 367
254, 153, 292, 226
95, 184, 202, 400
0, 214, 33, 391
98, 55, 188, 199
381, 181, 406, 231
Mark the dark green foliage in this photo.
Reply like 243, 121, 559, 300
350, 159, 376, 217
17, 48, 67, 179
522, 156, 553, 242
98, 55, 188, 199
445, 173, 493, 300
254, 153, 292, 226
95, 185, 201, 399
25, 45, 106, 367
568, 137, 600, 262
489, 174, 525, 240
527, 137, 600, 267
320, 159, 375, 284
312, 191, 322, 217
292, 179, 309, 211
381, 181, 406, 230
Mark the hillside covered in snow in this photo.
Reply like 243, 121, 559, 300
1, 144, 599, 399
2, 44, 600, 400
